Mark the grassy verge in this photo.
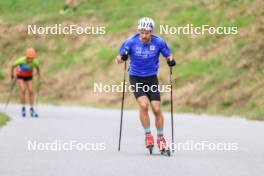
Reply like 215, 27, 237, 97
0, 0, 263, 120
0, 112, 10, 128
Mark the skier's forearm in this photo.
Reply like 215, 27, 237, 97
36, 67, 41, 79
10, 66, 16, 80
10, 66, 15, 77
115, 55, 124, 64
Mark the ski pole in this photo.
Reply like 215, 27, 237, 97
3, 79, 16, 112
35, 81, 41, 112
118, 61, 127, 152
170, 66, 175, 153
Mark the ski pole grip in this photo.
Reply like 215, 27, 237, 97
121, 51, 129, 61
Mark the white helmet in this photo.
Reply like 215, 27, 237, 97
137, 17, 155, 31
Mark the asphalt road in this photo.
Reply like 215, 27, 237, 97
0, 104, 263, 176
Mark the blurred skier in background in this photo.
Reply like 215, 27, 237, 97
10, 48, 41, 118
60, 0, 81, 14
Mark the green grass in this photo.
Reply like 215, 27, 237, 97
219, 13, 257, 28
46, 45, 86, 75
0, 69, 5, 80
175, 58, 221, 80
47, 53, 77, 74
0, 112, 10, 128
96, 47, 117, 69
0, 0, 263, 120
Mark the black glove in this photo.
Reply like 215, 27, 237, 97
167, 59, 176, 67
121, 52, 129, 61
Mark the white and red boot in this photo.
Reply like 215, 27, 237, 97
157, 135, 171, 156
145, 132, 154, 154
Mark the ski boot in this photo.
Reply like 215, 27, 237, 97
21, 107, 26, 118
145, 134, 154, 155
157, 136, 171, 157
30, 108, 39, 118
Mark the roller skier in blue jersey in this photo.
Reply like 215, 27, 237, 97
115, 17, 176, 154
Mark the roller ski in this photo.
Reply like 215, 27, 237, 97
145, 133, 154, 155
157, 136, 171, 157
21, 107, 26, 118
30, 108, 39, 118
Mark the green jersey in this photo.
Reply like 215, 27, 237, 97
14, 57, 39, 77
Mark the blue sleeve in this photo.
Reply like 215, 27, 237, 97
119, 40, 131, 55
160, 40, 171, 58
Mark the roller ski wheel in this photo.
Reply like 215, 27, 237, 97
21, 107, 26, 118
160, 148, 171, 157
30, 108, 39, 118
148, 144, 153, 155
